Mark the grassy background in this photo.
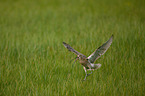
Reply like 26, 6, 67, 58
0, 0, 144, 95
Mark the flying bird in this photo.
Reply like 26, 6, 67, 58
63, 35, 113, 81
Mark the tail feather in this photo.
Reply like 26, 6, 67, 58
90, 63, 101, 70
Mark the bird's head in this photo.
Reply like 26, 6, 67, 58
70, 54, 83, 64
77, 55, 86, 60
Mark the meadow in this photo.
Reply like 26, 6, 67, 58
0, 0, 144, 95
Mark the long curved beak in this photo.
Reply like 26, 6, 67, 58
73, 57, 79, 63
70, 57, 79, 63
70, 57, 79, 67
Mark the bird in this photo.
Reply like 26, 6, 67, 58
63, 35, 113, 81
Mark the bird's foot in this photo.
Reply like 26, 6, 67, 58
86, 74, 91, 76
87, 71, 92, 76
82, 78, 87, 81
82, 74, 87, 81
82, 71, 92, 81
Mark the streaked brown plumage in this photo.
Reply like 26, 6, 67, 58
63, 35, 113, 80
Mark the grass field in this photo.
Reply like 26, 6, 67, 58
0, 0, 144, 95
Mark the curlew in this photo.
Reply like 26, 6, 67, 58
63, 35, 113, 81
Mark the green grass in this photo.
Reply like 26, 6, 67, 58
0, 0, 144, 95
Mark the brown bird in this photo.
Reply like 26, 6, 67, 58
63, 35, 113, 80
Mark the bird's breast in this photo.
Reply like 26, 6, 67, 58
79, 60, 90, 68
79, 60, 88, 64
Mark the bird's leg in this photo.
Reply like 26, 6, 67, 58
83, 67, 88, 81
87, 71, 92, 76
83, 68, 93, 81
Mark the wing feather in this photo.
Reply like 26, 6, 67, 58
88, 35, 113, 63
63, 42, 86, 57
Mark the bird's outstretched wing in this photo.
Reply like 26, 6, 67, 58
88, 35, 113, 63
63, 42, 86, 57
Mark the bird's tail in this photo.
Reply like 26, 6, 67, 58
90, 63, 101, 70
